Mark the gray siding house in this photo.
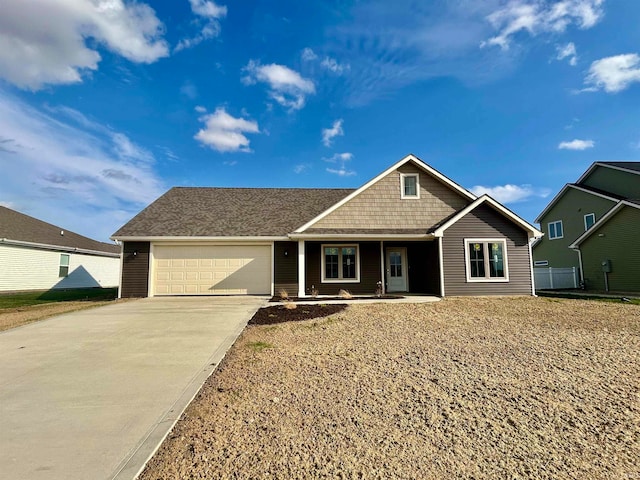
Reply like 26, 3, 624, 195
113, 154, 542, 298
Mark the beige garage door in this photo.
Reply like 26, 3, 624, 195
153, 245, 271, 295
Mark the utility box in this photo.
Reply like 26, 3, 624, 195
601, 259, 612, 273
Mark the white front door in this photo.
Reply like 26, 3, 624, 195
386, 248, 408, 292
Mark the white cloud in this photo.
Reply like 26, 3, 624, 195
481, 0, 604, 50
556, 42, 577, 66
558, 139, 595, 150
584, 53, 640, 93
321, 57, 350, 75
194, 107, 260, 153
301, 48, 318, 61
174, 0, 227, 52
322, 119, 344, 147
324, 152, 355, 176
0, 89, 164, 241
180, 80, 198, 99
470, 184, 551, 203
293, 163, 311, 174
0, 0, 168, 90
194, 105, 207, 113
242, 60, 315, 111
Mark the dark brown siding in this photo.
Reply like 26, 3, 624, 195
274, 241, 298, 295
121, 242, 150, 297
383, 241, 440, 294
305, 241, 381, 295
442, 205, 532, 296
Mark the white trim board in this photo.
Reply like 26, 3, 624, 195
293, 154, 477, 233
576, 161, 640, 184
534, 183, 619, 224
569, 200, 640, 248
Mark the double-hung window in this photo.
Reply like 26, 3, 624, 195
548, 220, 563, 240
322, 245, 359, 282
400, 173, 420, 198
59, 254, 70, 277
465, 239, 509, 282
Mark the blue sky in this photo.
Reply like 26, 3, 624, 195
1, 0, 639, 242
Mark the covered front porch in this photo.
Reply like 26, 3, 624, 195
281, 238, 442, 297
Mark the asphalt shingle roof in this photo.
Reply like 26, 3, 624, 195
112, 187, 355, 237
0, 206, 120, 254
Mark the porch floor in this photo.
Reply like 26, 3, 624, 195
273, 294, 441, 305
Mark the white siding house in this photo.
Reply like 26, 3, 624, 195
0, 243, 119, 292
0, 206, 121, 292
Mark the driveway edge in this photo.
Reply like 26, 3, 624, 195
110, 301, 265, 480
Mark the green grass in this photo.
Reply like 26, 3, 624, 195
0, 288, 118, 309
538, 291, 640, 305
246, 341, 274, 352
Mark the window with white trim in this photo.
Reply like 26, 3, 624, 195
59, 254, 70, 277
321, 245, 359, 282
548, 220, 563, 239
464, 239, 509, 282
400, 173, 419, 198
584, 213, 595, 231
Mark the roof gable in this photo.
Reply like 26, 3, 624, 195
433, 195, 543, 239
295, 154, 476, 233
569, 200, 640, 248
577, 162, 640, 184
534, 183, 620, 224
0, 206, 119, 254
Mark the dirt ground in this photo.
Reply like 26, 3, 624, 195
140, 297, 640, 480
0, 300, 120, 332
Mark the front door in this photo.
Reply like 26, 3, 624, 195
386, 248, 408, 292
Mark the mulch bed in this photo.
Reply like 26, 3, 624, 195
268, 295, 402, 302
248, 304, 347, 325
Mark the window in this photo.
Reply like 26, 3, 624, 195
534, 260, 549, 267
59, 254, 70, 277
400, 173, 419, 198
584, 213, 595, 231
321, 245, 359, 282
548, 220, 563, 240
464, 239, 509, 282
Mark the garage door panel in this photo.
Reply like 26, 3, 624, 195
153, 245, 271, 296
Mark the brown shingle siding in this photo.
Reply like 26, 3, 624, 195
311, 164, 470, 230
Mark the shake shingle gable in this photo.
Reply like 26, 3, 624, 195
0, 206, 119, 254
112, 187, 355, 238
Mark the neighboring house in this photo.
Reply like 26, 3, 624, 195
533, 162, 640, 292
112, 154, 542, 298
0, 206, 121, 292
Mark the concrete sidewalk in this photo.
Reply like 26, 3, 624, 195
0, 296, 266, 480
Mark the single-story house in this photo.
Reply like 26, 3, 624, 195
112, 154, 542, 298
0, 206, 120, 292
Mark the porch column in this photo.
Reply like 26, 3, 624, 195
379, 241, 386, 294
298, 240, 305, 297
438, 236, 445, 297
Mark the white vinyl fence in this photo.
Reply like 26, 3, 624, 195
534, 267, 579, 290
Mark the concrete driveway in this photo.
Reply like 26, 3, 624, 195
0, 296, 266, 480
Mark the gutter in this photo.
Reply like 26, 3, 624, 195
288, 233, 436, 240
0, 238, 120, 258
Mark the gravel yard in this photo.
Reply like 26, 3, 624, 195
140, 297, 640, 480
